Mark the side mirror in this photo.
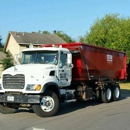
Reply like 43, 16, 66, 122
67, 53, 72, 64
68, 63, 74, 68
67, 53, 73, 68
14, 53, 22, 65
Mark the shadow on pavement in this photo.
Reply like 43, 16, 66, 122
17, 91, 130, 116
57, 91, 130, 116
17, 108, 34, 113
121, 89, 130, 94
120, 89, 130, 99
56, 99, 99, 116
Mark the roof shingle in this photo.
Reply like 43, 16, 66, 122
10, 31, 67, 45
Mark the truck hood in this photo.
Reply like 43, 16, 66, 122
3, 64, 56, 73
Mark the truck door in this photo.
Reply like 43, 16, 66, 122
58, 52, 72, 86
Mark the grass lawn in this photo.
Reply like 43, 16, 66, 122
120, 83, 130, 90
119, 83, 130, 94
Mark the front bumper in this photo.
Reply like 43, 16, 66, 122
0, 94, 40, 104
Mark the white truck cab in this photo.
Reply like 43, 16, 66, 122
0, 45, 73, 117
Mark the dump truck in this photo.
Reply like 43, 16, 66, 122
0, 42, 127, 117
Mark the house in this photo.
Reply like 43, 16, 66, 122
0, 51, 6, 77
4, 31, 67, 58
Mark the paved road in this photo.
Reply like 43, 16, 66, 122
0, 92, 130, 130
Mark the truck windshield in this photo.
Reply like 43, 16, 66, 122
21, 51, 58, 65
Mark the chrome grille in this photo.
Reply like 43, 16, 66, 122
3, 74, 25, 89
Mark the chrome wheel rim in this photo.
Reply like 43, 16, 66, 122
106, 88, 112, 100
115, 87, 120, 98
40, 96, 54, 112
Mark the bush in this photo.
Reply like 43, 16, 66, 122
2, 51, 14, 70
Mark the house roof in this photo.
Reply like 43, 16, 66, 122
0, 51, 6, 63
4, 31, 67, 49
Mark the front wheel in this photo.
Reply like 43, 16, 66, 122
32, 90, 59, 117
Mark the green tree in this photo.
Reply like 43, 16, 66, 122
54, 31, 75, 43
82, 14, 130, 62
0, 35, 13, 70
39, 30, 75, 43
2, 51, 14, 70
38, 30, 51, 34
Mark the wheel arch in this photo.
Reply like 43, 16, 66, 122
42, 82, 60, 99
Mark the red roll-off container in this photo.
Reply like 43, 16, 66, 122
41, 42, 127, 81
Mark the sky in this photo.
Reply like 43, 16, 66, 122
0, 0, 130, 43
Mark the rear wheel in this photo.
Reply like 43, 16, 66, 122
102, 85, 112, 103
112, 84, 121, 101
95, 89, 102, 102
0, 103, 19, 114
32, 90, 59, 117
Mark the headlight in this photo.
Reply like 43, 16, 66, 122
26, 84, 41, 91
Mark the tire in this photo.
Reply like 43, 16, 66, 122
32, 90, 59, 117
95, 90, 102, 103
0, 103, 18, 114
102, 85, 112, 103
112, 84, 121, 101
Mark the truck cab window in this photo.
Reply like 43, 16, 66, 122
60, 53, 67, 67
21, 51, 58, 64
